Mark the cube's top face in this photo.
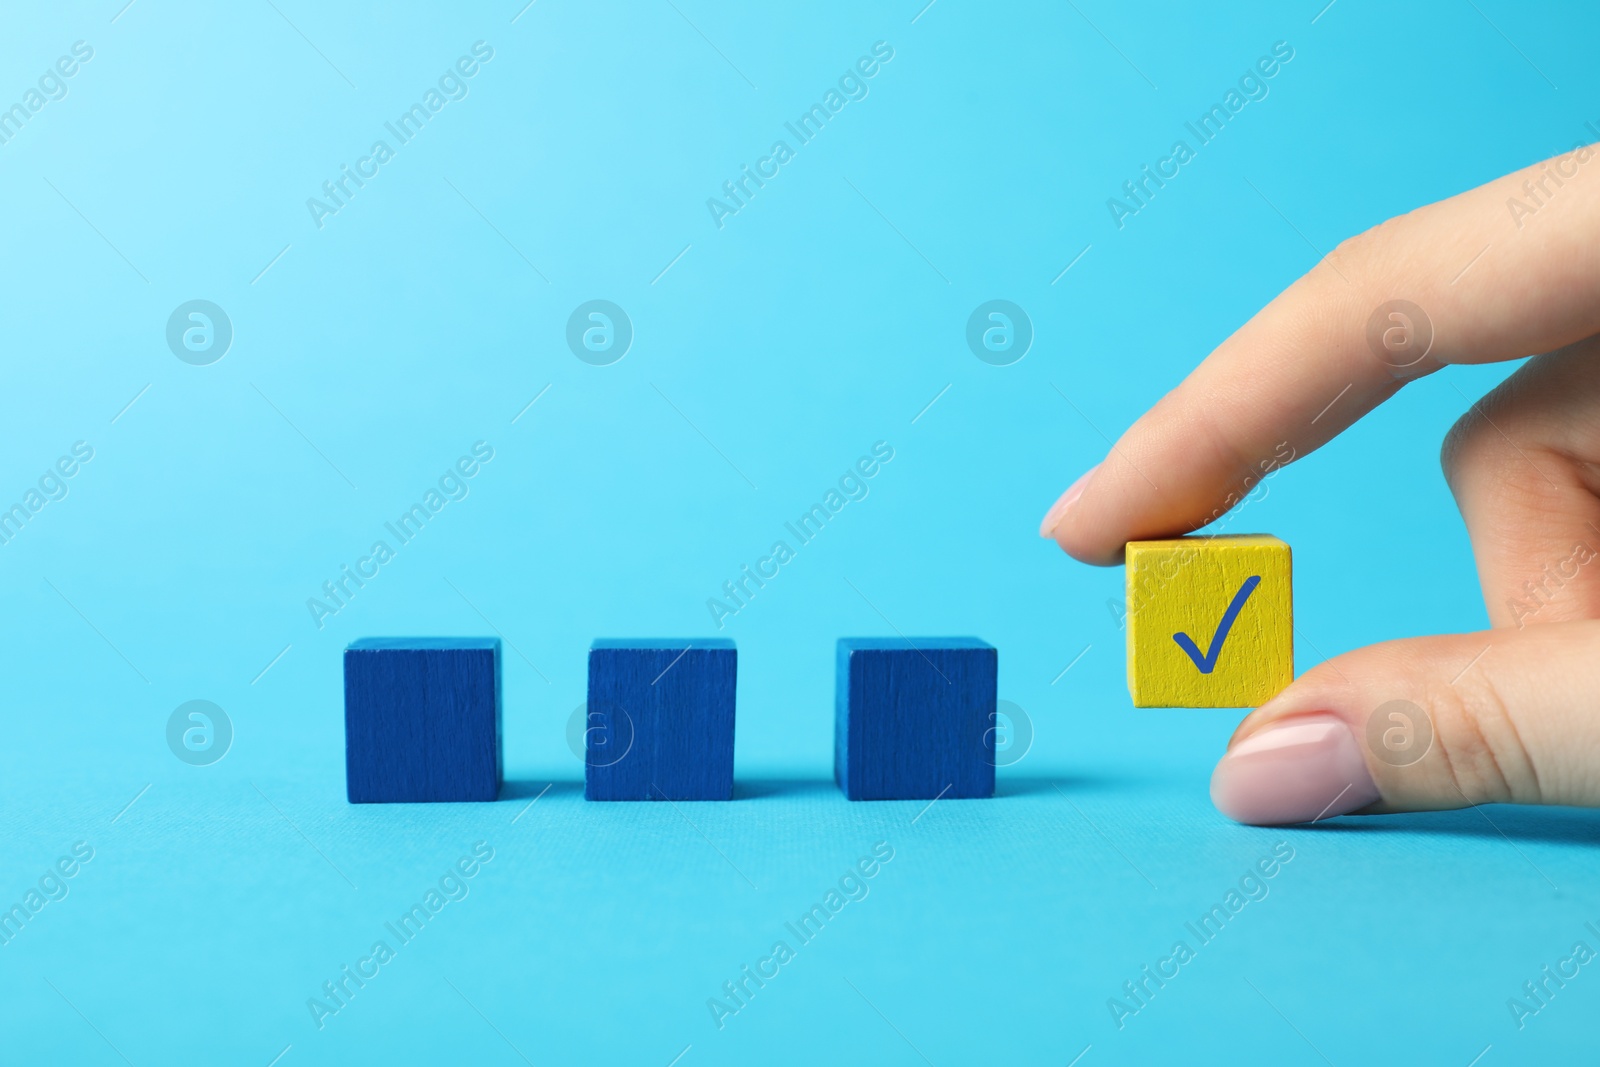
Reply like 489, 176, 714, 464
347, 637, 501, 653
1126, 534, 1284, 555
838, 637, 993, 654
1125, 534, 1292, 708
590, 638, 736, 652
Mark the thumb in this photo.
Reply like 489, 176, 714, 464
1209, 621, 1600, 825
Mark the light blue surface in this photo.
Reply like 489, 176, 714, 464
0, 1, 1596, 1063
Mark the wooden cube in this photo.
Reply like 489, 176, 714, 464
585, 639, 737, 801
835, 637, 997, 800
343, 637, 503, 803
1126, 535, 1292, 708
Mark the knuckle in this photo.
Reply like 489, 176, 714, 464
1326, 210, 1412, 284
1439, 373, 1542, 495
1426, 667, 1539, 804
1328, 229, 1375, 272
1317, 233, 1370, 294
1439, 406, 1486, 488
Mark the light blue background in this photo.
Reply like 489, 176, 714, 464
0, 0, 1595, 1063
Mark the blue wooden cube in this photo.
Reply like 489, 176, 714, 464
835, 637, 997, 801
344, 637, 502, 803
586, 639, 736, 801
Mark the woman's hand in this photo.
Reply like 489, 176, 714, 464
1041, 144, 1600, 825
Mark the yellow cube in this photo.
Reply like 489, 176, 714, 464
1126, 534, 1292, 708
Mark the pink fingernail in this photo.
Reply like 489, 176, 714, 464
1039, 464, 1099, 538
1210, 714, 1381, 825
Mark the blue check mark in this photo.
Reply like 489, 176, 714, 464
1172, 575, 1261, 674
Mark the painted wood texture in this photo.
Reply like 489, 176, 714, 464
835, 637, 997, 801
1126, 535, 1292, 708
343, 637, 503, 803
586, 639, 737, 801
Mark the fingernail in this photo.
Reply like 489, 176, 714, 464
1039, 464, 1099, 538
1210, 714, 1381, 825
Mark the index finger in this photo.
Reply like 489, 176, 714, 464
1044, 144, 1600, 565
